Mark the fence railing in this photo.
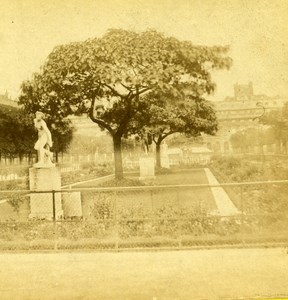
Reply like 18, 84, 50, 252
0, 180, 288, 251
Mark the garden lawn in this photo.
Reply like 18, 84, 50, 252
0, 168, 217, 222
80, 169, 217, 218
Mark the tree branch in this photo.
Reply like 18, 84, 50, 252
89, 97, 113, 134
120, 82, 134, 92
162, 131, 174, 139
102, 83, 127, 98
131, 65, 137, 76
138, 87, 152, 95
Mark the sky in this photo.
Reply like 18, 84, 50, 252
1, 0, 288, 101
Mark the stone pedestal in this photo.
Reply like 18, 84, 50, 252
161, 143, 170, 169
161, 156, 170, 169
62, 192, 82, 218
139, 156, 155, 180
29, 167, 63, 219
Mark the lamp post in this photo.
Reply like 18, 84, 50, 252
252, 102, 266, 121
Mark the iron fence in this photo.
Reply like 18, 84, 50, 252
0, 180, 288, 251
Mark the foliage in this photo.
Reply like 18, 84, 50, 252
1, 185, 287, 248
19, 28, 232, 178
7, 194, 27, 214
0, 105, 35, 157
211, 155, 288, 182
131, 93, 218, 167
97, 178, 146, 187
211, 155, 265, 182
67, 134, 113, 155
0, 179, 29, 191
211, 155, 288, 215
91, 199, 114, 220
61, 163, 113, 186
87, 202, 244, 238
260, 102, 288, 153
230, 126, 277, 153
0, 104, 73, 159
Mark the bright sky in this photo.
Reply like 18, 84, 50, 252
1, 0, 288, 100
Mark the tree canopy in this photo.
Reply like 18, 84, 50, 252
0, 104, 73, 161
0, 105, 35, 159
130, 93, 218, 167
230, 103, 288, 154
19, 28, 232, 178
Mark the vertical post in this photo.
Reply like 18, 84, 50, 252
177, 188, 182, 249
240, 185, 245, 245
52, 190, 56, 222
52, 190, 57, 251
151, 189, 154, 247
114, 191, 119, 251
150, 190, 154, 211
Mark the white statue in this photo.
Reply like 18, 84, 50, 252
33, 111, 54, 167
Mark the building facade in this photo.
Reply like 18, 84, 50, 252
0, 91, 18, 107
205, 83, 288, 153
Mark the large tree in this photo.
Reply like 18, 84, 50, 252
19, 29, 232, 179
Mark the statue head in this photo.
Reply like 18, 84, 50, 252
35, 111, 45, 120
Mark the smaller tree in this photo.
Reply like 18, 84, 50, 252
131, 93, 217, 168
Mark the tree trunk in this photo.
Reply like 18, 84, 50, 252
19, 153, 23, 164
156, 143, 161, 168
275, 140, 281, 154
29, 152, 33, 165
55, 152, 59, 163
113, 135, 124, 180
283, 141, 287, 154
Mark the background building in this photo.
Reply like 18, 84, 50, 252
205, 83, 288, 153
0, 91, 18, 107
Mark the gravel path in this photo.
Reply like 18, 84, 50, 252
204, 168, 240, 216
0, 248, 287, 299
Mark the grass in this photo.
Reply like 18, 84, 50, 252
1, 167, 287, 251
79, 168, 217, 217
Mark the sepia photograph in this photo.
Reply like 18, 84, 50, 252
0, 0, 288, 299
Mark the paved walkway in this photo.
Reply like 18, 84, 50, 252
0, 248, 287, 299
204, 168, 240, 216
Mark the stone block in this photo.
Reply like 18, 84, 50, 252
29, 192, 63, 220
29, 167, 61, 191
29, 167, 63, 219
62, 192, 82, 218
139, 156, 155, 180
161, 156, 170, 169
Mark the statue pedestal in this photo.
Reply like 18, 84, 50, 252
161, 156, 170, 169
29, 167, 63, 219
139, 156, 155, 181
161, 143, 170, 169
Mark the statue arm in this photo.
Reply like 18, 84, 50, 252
41, 120, 53, 147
